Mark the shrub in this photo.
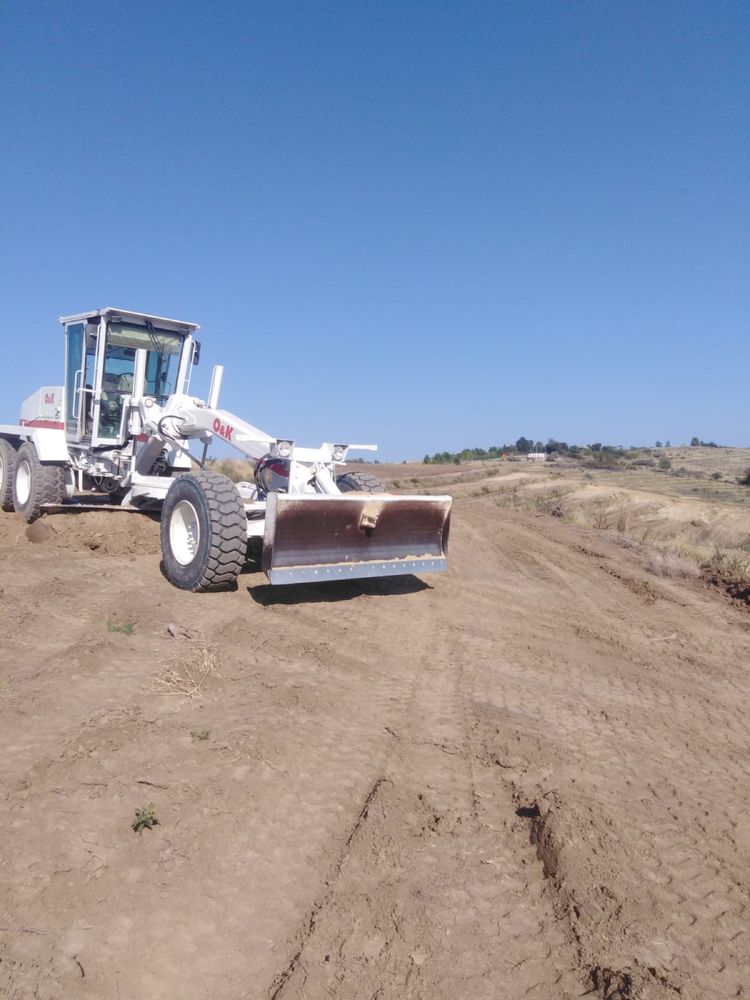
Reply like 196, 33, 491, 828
646, 551, 700, 578
658, 457, 672, 471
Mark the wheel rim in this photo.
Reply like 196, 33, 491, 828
170, 500, 201, 565
16, 460, 31, 505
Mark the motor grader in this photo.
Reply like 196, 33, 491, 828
0, 308, 451, 591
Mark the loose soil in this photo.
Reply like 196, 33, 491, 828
1, 483, 748, 999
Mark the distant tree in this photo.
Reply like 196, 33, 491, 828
691, 437, 700, 446
423, 454, 432, 464
534, 441, 544, 452
655, 440, 663, 448
590, 443, 602, 453
665, 440, 671, 447
516, 436, 533, 454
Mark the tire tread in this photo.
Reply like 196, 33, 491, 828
336, 471, 386, 494
161, 471, 247, 592
0, 439, 17, 512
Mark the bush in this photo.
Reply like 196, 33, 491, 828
646, 551, 700, 578
658, 457, 672, 471
739, 467, 750, 487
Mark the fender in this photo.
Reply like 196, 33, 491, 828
28, 427, 70, 463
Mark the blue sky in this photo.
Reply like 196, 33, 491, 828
1, 1, 748, 459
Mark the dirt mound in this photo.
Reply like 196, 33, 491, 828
0, 509, 161, 556
704, 567, 750, 606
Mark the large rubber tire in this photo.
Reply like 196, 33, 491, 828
0, 439, 17, 512
160, 471, 247, 592
336, 471, 385, 494
12, 441, 66, 522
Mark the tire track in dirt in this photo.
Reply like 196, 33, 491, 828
1, 545, 447, 998
450, 501, 750, 999
268, 580, 588, 1000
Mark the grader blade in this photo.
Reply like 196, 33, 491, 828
262, 493, 451, 585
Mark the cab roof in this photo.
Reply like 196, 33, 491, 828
58, 307, 200, 333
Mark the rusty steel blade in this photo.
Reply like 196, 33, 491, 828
262, 493, 452, 585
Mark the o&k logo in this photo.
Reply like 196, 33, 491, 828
212, 418, 234, 442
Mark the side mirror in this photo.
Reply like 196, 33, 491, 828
192, 340, 201, 365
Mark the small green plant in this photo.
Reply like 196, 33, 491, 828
131, 802, 159, 834
108, 621, 135, 635
658, 457, 672, 471
191, 728, 210, 741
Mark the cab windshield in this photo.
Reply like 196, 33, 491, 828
105, 324, 184, 402
97, 323, 186, 440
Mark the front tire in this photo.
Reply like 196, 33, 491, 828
12, 441, 65, 522
160, 471, 247, 592
336, 471, 385, 494
0, 439, 18, 512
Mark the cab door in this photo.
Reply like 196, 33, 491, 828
64, 322, 99, 442
64, 322, 86, 441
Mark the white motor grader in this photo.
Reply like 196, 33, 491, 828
0, 308, 451, 591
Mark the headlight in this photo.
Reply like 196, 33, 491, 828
332, 444, 347, 462
276, 439, 293, 458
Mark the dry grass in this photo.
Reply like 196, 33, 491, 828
646, 551, 701, 579
152, 635, 221, 698
207, 457, 255, 482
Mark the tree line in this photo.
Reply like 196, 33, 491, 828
424, 438, 581, 464
423, 437, 723, 465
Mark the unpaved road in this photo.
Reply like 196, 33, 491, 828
0, 495, 748, 1000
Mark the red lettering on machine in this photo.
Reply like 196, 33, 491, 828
212, 418, 234, 442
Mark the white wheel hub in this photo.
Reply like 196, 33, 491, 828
16, 460, 31, 505
170, 500, 201, 565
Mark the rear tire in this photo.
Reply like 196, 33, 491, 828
160, 471, 247, 592
12, 441, 65, 522
0, 439, 18, 512
336, 471, 385, 494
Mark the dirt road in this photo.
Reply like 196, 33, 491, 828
1, 495, 748, 999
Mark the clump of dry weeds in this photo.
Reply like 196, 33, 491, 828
646, 551, 701, 579
152, 634, 221, 698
